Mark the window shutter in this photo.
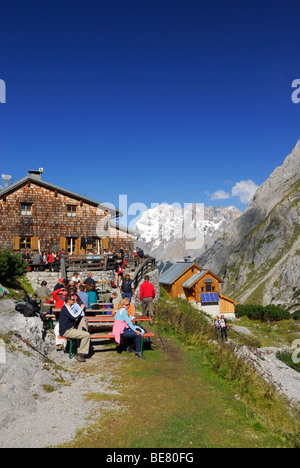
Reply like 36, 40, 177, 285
31, 237, 39, 250
79, 238, 86, 255
13, 237, 20, 250
59, 237, 67, 250
101, 237, 109, 250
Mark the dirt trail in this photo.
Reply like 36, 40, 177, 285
65, 333, 289, 448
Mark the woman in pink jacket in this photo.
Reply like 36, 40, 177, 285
112, 299, 146, 360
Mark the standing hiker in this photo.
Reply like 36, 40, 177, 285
139, 275, 156, 326
213, 316, 221, 340
120, 274, 135, 302
219, 315, 229, 341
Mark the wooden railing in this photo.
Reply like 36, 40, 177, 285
60, 253, 136, 279
132, 256, 156, 290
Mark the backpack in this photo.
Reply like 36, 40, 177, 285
15, 298, 40, 317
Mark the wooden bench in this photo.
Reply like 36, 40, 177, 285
58, 332, 155, 359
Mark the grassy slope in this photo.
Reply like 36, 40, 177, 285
62, 292, 300, 449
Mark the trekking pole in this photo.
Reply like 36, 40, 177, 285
14, 333, 57, 365
152, 306, 167, 352
152, 320, 167, 352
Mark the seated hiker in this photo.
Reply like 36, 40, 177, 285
77, 285, 89, 308
71, 272, 81, 284
51, 286, 68, 319
112, 299, 146, 360
86, 284, 98, 306
112, 296, 135, 318
54, 278, 65, 291
52, 286, 68, 308
59, 293, 91, 362
83, 272, 96, 288
35, 281, 51, 299
99, 291, 118, 304
32, 251, 43, 265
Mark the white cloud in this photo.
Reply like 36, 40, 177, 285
210, 190, 231, 201
231, 180, 259, 204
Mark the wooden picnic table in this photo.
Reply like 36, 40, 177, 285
51, 302, 113, 314
85, 315, 151, 328
87, 316, 151, 324
55, 314, 154, 359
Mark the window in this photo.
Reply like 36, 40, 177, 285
91, 238, 100, 252
206, 284, 212, 292
21, 204, 32, 216
20, 237, 32, 249
66, 205, 77, 218
67, 237, 77, 254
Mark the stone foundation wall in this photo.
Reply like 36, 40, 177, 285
26, 270, 114, 294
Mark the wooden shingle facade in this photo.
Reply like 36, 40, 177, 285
0, 174, 136, 256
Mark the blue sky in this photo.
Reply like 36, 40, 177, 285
0, 0, 299, 225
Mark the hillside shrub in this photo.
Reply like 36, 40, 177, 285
291, 310, 300, 321
0, 249, 28, 283
235, 303, 290, 321
276, 351, 300, 373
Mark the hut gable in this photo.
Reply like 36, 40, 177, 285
160, 262, 239, 316
159, 262, 202, 298
0, 175, 136, 255
183, 270, 224, 302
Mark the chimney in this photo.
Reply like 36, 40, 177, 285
28, 168, 44, 180
183, 256, 192, 263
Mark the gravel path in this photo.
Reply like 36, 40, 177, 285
0, 362, 118, 448
0, 310, 123, 448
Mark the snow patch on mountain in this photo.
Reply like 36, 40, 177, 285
134, 204, 241, 263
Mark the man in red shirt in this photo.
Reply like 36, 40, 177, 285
51, 286, 68, 317
139, 275, 156, 325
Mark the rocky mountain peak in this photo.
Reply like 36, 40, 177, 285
135, 204, 241, 263
197, 140, 300, 311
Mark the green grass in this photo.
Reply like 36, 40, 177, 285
62, 332, 299, 448
0, 275, 35, 301
60, 291, 300, 448
233, 316, 300, 348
